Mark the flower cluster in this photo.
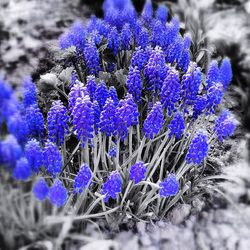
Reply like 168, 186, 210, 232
0, 0, 238, 224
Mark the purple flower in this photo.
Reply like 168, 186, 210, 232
72, 96, 94, 146
181, 63, 202, 106
206, 60, 220, 89
109, 86, 119, 106
94, 81, 109, 108
131, 47, 151, 71
59, 20, 86, 53
120, 23, 132, 51
143, 102, 164, 139
126, 66, 142, 103
93, 100, 101, 134
141, 0, 153, 27
159, 174, 179, 197
130, 162, 147, 184
47, 100, 69, 145
25, 105, 44, 138
68, 81, 88, 113
108, 146, 117, 157
43, 141, 62, 177
138, 28, 149, 49
73, 163, 92, 194
33, 178, 49, 201
100, 98, 118, 137
108, 27, 120, 56
102, 171, 122, 202
151, 20, 168, 49
214, 110, 237, 142
7, 112, 28, 145
186, 131, 209, 165
166, 35, 183, 63
178, 50, 190, 72
206, 83, 224, 114
13, 157, 31, 181
156, 5, 168, 24
84, 41, 101, 76
86, 76, 97, 102
116, 94, 139, 140
144, 47, 168, 93
0, 135, 22, 170
160, 69, 180, 114
48, 179, 68, 207
22, 76, 37, 108
25, 138, 43, 173
168, 112, 185, 140
219, 58, 232, 89
192, 95, 207, 119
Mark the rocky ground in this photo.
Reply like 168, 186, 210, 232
1, 0, 250, 249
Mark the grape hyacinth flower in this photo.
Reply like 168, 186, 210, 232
206, 60, 220, 89
160, 69, 180, 114
7, 112, 28, 145
100, 98, 118, 137
25, 104, 44, 138
22, 76, 37, 108
165, 16, 180, 46
47, 100, 69, 145
178, 50, 190, 72
130, 162, 147, 184
68, 81, 88, 113
86, 76, 97, 102
108, 146, 117, 157
48, 179, 68, 207
156, 5, 168, 24
43, 141, 62, 177
138, 28, 149, 49
33, 178, 49, 201
206, 83, 224, 114
0, 135, 22, 170
168, 112, 185, 140
151, 20, 167, 49
131, 47, 150, 71
84, 40, 101, 76
186, 131, 209, 165
141, 0, 153, 27
73, 163, 92, 194
13, 157, 31, 181
116, 94, 139, 140
93, 100, 101, 134
107, 27, 120, 56
109, 86, 119, 106
159, 174, 179, 197
166, 35, 183, 64
181, 64, 202, 107
72, 96, 94, 146
126, 66, 142, 103
59, 20, 86, 53
120, 23, 132, 51
144, 47, 167, 93
219, 58, 232, 89
143, 102, 164, 139
214, 110, 237, 142
94, 81, 109, 108
102, 171, 122, 202
192, 95, 207, 119
25, 138, 43, 173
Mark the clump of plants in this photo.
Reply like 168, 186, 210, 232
0, 0, 237, 235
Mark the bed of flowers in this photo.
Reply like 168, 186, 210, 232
0, 0, 238, 248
